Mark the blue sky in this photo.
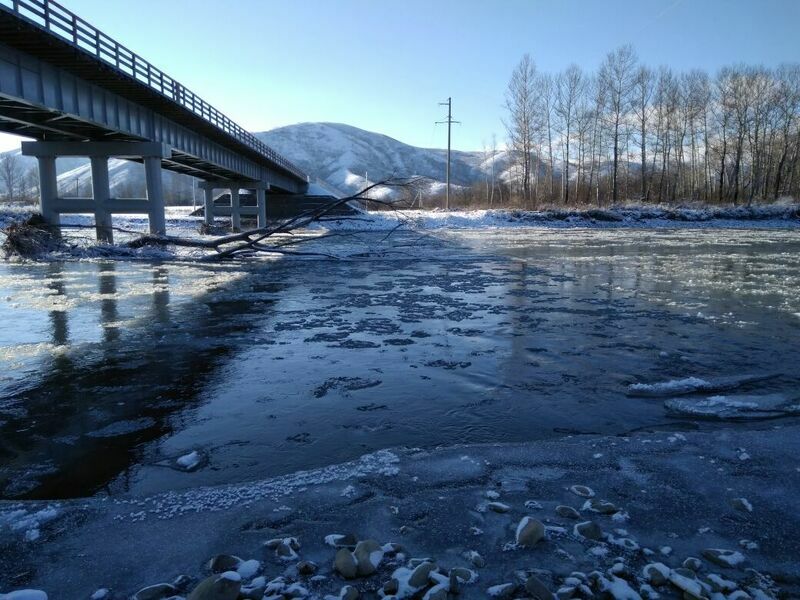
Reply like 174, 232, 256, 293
2, 0, 799, 152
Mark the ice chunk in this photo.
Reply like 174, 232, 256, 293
628, 373, 781, 397
665, 393, 800, 421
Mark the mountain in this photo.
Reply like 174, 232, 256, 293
2, 122, 523, 200
257, 122, 515, 196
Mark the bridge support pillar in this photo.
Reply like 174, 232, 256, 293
90, 157, 113, 244
36, 156, 60, 228
203, 187, 215, 227
229, 187, 241, 232
256, 188, 267, 228
144, 156, 166, 235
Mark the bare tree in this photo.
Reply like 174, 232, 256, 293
504, 54, 539, 206
599, 45, 638, 203
0, 152, 23, 201
633, 66, 654, 200
555, 65, 586, 204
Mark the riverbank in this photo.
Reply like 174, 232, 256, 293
2, 425, 799, 598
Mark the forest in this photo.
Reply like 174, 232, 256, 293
490, 45, 800, 209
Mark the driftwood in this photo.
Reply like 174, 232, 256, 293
126, 177, 422, 261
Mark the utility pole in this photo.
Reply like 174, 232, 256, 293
437, 97, 460, 210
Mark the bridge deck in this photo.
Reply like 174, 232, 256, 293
0, 0, 307, 188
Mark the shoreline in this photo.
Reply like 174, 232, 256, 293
2, 425, 799, 598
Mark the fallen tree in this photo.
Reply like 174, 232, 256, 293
1, 178, 427, 261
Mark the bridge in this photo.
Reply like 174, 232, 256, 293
0, 0, 310, 242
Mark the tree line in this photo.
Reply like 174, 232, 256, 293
500, 46, 800, 208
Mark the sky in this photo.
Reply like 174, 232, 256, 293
1, 0, 799, 153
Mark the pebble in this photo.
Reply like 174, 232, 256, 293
339, 585, 359, 600
702, 548, 746, 569
487, 501, 511, 513
515, 517, 546, 546
353, 539, 384, 576
90, 589, 110, 600
334, 548, 359, 579
574, 520, 603, 541
325, 533, 358, 548
408, 561, 438, 588
731, 497, 753, 512
524, 574, 552, 599
569, 485, 595, 498
297, 560, 318, 576
582, 498, 618, 514
236, 559, 261, 580
682, 557, 703, 572
555, 505, 581, 519
463, 550, 485, 568
187, 572, 242, 600
131, 583, 178, 600
487, 583, 517, 599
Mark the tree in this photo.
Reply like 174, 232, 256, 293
504, 54, 539, 206
555, 65, 586, 204
598, 45, 638, 203
0, 152, 23, 201
632, 66, 654, 200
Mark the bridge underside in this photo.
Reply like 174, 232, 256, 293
0, 3, 311, 241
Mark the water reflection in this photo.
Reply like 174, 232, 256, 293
0, 261, 284, 500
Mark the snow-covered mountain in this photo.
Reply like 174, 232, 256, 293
2, 122, 523, 200
257, 122, 514, 196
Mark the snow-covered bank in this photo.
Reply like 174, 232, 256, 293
2, 427, 798, 598
315, 204, 800, 231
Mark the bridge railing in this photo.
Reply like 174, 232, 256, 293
0, 0, 308, 181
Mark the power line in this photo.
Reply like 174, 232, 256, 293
436, 97, 460, 211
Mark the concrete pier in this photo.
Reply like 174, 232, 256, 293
22, 141, 170, 241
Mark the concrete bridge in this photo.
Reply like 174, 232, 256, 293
0, 0, 310, 242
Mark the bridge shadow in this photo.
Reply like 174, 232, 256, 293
0, 259, 289, 500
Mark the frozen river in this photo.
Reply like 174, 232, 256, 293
1, 227, 799, 500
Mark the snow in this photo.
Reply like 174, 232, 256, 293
176, 450, 202, 470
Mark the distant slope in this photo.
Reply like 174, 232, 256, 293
257, 122, 514, 196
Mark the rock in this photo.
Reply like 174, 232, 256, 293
409, 561, 438, 588
642, 563, 670, 586
583, 499, 618, 514
487, 501, 511, 513
340, 585, 359, 600
525, 574, 552, 599
485, 490, 501, 499
464, 550, 485, 568
132, 583, 179, 600
334, 548, 359, 579
702, 548, 747, 569
426, 586, 448, 600
237, 559, 261, 580
449, 567, 474, 583
516, 517, 546, 546
704, 573, 738, 593
667, 570, 705, 599
556, 505, 581, 520
487, 583, 518, 599
682, 557, 703, 572
297, 560, 318, 575
187, 572, 242, 600
731, 497, 753, 513
574, 521, 603, 541
325, 533, 358, 548
383, 579, 400, 595
90, 589, 110, 600
353, 539, 384, 576
207, 554, 242, 573
569, 485, 595, 498
173, 575, 193, 591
